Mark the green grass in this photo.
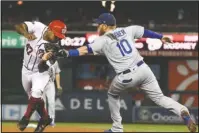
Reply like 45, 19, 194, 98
2, 122, 198, 132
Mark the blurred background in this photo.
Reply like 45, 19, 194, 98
1, 1, 198, 132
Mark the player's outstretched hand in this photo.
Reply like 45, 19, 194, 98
24, 33, 37, 41
57, 86, 63, 96
42, 52, 53, 61
161, 36, 173, 43
57, 49, 69, 58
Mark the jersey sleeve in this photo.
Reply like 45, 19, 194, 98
54, 61, 61, 74
125, 25, 144, 39
88, 36, 106, 55
24, 21, 46, 33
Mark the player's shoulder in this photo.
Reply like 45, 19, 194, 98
124, 25, 144, 31
33, 21, 47, 29
25, 21, 46, 27
115, 27, 125, 30
32, 21, 48, 37
121, 25, 139, 35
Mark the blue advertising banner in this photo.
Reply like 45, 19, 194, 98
2, 104, 39, 121
56, 92, 132, 122
132, 106, 198, 124
2, 92, 132, 123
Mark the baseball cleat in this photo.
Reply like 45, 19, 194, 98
104, 129, 113, 132
181, 110, 197, 132
104, 129, 123, 132
17, 116, 29, 131
34, 116, 52, 132
50, 121, 56, 127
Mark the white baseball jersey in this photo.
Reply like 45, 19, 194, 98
48, 61, 61, 82
89, 25, 144, 74
22, 21, 49, 72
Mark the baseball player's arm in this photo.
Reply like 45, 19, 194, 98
55, 61, 61, 88
58, 36, 106, 57
55, 72, 63, 95
55, 73, 61, 88
15, 22, 37, 40
142, 29, 173, 43
127, 25, 172, 43
38, 52, 53, 73
54, 62, 62, 95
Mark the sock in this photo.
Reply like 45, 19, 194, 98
24, 97, 37, 119
24, 96, 48, 120
182, 115, 190, 125
35, 98, 48, 120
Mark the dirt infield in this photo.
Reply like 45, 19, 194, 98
2, 122, 193, 132
2, 125, 103, 132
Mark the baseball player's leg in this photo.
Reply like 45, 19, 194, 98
107, 72, 139, 132
141, 80, 189, 115
108, 70, 142, 132
45, 82, 56, 124
107, 94, 123, 132
18, 72, 51, 131
140, 66, 196, 132
140, 66, 188, 116
30, 72, 50, 119
107, 77, 123, 132
31, 72, 52, 132
22, 72, 32, 98
42, 93, 47, 110
18, 72, 33, 130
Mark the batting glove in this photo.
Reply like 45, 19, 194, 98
57, 87, 63, 96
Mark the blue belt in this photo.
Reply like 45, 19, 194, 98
118, 60, 144, 75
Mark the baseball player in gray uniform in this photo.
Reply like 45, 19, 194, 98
60, 13, 197, 132
44, 61, 62, 126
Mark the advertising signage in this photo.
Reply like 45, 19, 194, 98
2, 31, 198, 57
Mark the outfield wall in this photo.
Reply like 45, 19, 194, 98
1, 92, 198, 124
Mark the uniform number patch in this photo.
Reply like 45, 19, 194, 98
116, 39, 132, 56
26, 44, 33, 55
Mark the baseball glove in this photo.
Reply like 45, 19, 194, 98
44, 43, 61, 64
43, 42, 69, 61
44, 42, 60, 53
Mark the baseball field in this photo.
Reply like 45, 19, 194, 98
2, 122, 198, 132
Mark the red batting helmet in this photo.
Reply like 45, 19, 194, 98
48, 20, 67, 39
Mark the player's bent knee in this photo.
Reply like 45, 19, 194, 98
31, 90, 43, 98
108, 88, 121, 97
107, 92, 120, 99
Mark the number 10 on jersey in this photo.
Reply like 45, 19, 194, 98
116, 39, 132, 56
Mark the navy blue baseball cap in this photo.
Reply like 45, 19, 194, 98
94, 13, 116, 26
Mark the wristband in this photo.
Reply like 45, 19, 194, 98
86, 44, 93, 54
143, 29, 163, 39
68, 49, 79, 56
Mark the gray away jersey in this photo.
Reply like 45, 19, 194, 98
89, 25, 144, 74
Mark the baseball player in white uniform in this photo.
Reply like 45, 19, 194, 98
60, 13, 197, 132
15, 20, 67, 132
44, 61, 62, 126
